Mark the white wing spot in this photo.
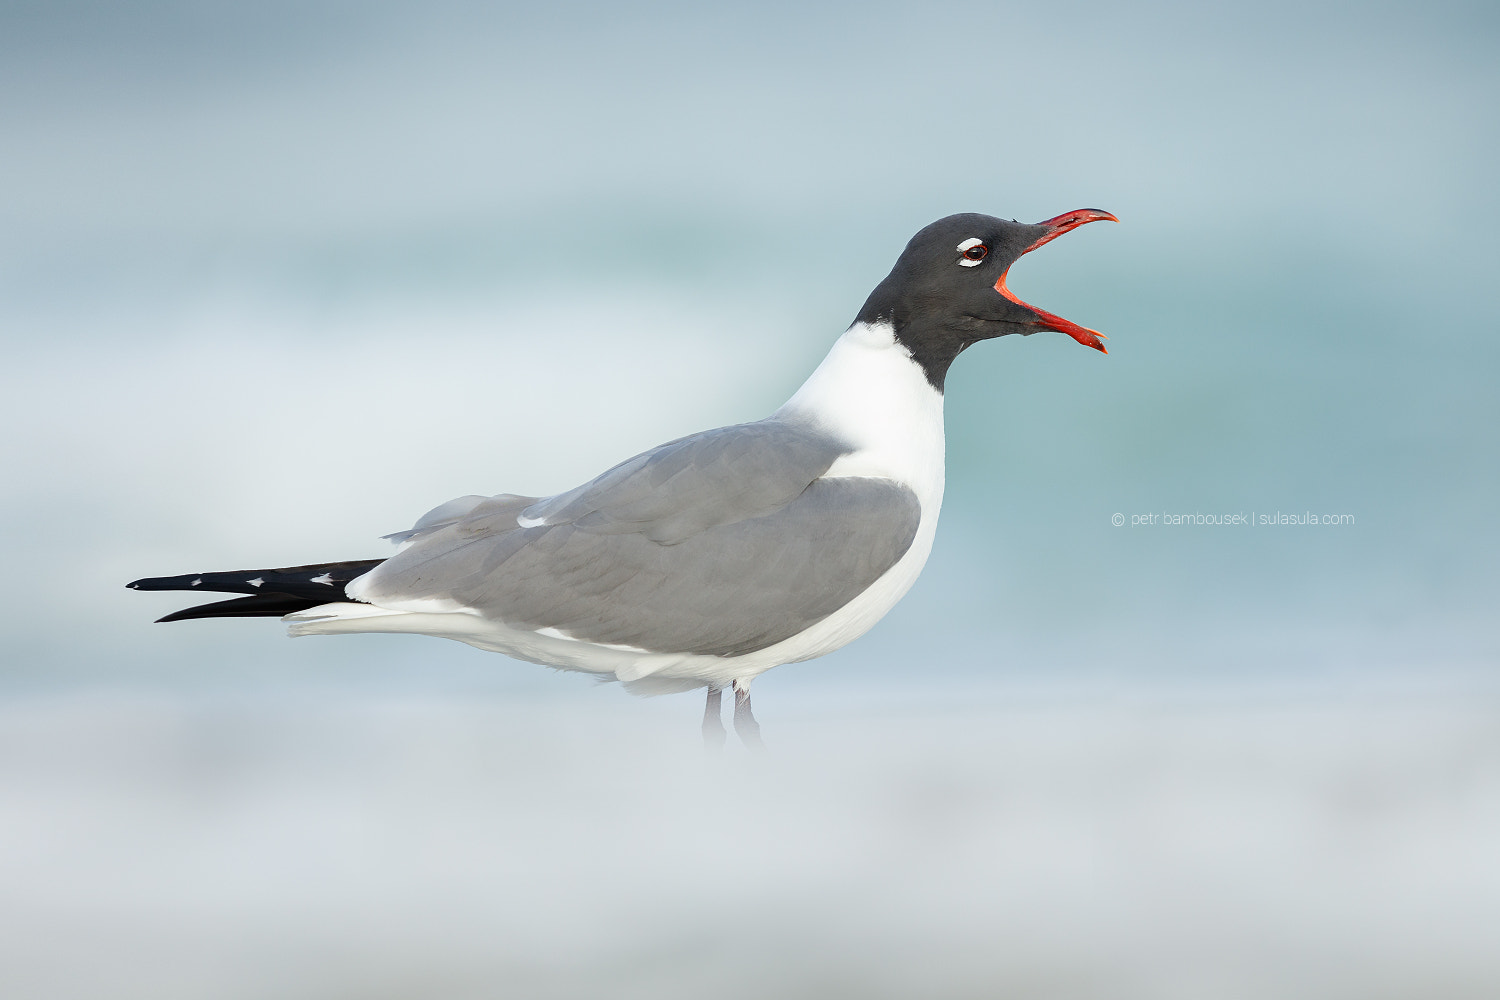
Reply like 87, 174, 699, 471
310, 573, 333, 585
517, 515, 547, 528
596, 640, 651, 654
246, 577, 264, 588
532, 627, 648, 654
190, 578, 202, 586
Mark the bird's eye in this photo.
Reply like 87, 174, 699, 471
956, 238, 987, 266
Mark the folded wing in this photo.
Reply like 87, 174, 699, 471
353, 419, 921, 657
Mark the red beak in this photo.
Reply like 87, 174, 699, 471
994, 208, 1118, 354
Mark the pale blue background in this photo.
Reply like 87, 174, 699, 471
1, 3, 1497, 996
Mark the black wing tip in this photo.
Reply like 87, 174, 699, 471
152, 593, 328, 622
129, 560, 384, 622
154, 602, 219, 623
126, 560, 384, 597
154, 605, 233, 623
128, 574, 201, 592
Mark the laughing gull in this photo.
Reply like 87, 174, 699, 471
129, 210, 1117, 745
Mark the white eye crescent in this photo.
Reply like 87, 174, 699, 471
956, 237, 987, 266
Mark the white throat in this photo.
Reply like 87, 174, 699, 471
774, 320, 946, 508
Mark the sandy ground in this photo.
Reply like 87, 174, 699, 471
2, 677, 1497, 1000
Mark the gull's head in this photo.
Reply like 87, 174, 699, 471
854, 210, 1118, 389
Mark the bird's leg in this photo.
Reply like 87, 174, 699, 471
702, 686, 726, 751
732, 678, 764, 751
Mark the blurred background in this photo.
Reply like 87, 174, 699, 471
2, 1, 1497, 997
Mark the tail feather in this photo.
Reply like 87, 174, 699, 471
128, 559, 384, 623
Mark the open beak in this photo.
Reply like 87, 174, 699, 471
995, 208, 1118, 354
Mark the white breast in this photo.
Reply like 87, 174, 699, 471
775, 320, 946, 512
756, 320, 947, 667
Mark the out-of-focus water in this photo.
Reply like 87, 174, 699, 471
1, 2, 1497, 996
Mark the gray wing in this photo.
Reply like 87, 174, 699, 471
357, 419, 921, 658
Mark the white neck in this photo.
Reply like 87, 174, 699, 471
774, 321, 946, 507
